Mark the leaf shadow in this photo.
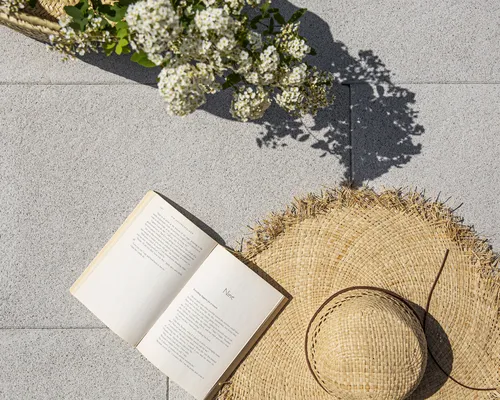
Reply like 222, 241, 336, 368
79, 0, 424, 183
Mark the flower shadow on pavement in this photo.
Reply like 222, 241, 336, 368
80, 0, 424, 183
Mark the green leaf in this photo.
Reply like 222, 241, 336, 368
118, 0, 136, 6
130, 51, 143, 62
98, 4, 113, 15
260, 1, 270, 14
27, 0, 36, 8
192, 3, 205, 12
115, 45, 123, 55
76, 0, 88, 13
268, 17, 274, 33
308, 47, 317, 56
121, 46, 131, 54
222, 73, 241, 89
116, 28, 128, 38
115, 21, 128, 30
118, 38, 128, 47
130, 51, 157, 67
250, 14, 262, 29
288, 8, 307, 23
101, 3, 127, 22
274, 12, 285, 25
137, 57, 156, 67
64, 6, 83, 20
104, 45, 115, 56
69, 21, 81, 31
268, 7, 278, 13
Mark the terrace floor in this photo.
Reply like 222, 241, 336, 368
1, 0, 499, 399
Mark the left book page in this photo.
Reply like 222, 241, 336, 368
70, 191, 218, 346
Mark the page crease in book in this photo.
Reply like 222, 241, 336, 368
70, 191, 286, 400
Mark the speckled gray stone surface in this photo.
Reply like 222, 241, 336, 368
0, 83, 349, 329
0, 329, 166, 399
351, 83, 500, 247
2, 0, 499, 84
1, 1, 500, 398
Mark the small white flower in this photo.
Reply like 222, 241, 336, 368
194, 7, 238, 37
157, 63, 219, 116
126, 0, 181, 65
275, 86, 303, 112
281, 63, 307, 86
247, 31, 262, 50
286, 37, 310, 60
259, 45, 279, 74
231, 86, 271, 121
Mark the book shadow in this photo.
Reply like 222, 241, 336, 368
154, 191, 226, 246
79, 0, 424, 183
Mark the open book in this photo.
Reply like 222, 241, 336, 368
71, 191, 286, 400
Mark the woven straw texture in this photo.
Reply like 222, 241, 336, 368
0, 0, 113, 43
220, 187, 500, 400
306, 289, 428, 399
0, 9, 59, 42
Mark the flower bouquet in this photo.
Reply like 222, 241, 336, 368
1, 0, 334, 121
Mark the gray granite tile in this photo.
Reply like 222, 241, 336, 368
0, 26, 160, 84
3, 0, 499, 84
275, 0, 500, 83
0, 329, 166, 400
168, 381, 195, 400
0, 83, 348, 328
352, 83, 500, 248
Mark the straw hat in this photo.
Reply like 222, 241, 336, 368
220, 187, 500, 400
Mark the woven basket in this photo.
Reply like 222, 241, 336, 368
1, 0, 83, 43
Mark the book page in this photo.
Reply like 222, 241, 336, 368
71, 191, 217, 346
137, 245, 285, 400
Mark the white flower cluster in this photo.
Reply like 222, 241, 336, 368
125, 0, 181, 65
277, 67, 334, 115
49, 14, 112, 59
50, 0, 333, 120
158, 62, 219, 116
276, 22, 310, 60
194, 7, 237, 36
230, 86, 271, 121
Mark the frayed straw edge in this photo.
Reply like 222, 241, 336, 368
239, 186, 499, 279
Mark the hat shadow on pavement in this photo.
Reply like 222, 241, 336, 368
80, 0, 424, 184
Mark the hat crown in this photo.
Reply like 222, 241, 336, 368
306, 289, 428, 400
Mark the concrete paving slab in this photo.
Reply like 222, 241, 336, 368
352, 83, 500, 248
277, 0, 500, 83
169, 381, 195, 400
0, 83, 348, 328
3, 0, 499, 85
0, 27, 160, 84
0, 329, 166, 400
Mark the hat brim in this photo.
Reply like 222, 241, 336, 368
219, 187, 500, 400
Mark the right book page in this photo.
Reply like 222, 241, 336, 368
137, 245, 285, 400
